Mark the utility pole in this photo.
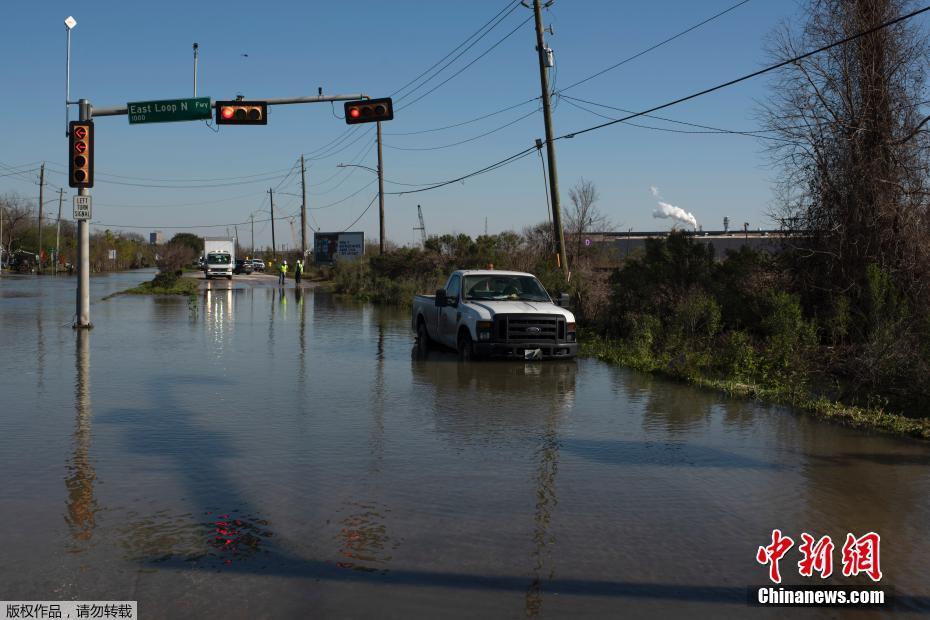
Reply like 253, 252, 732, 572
300, 155, 307, 257
531, 0, 569, 277
269, 188, 277, 261
234, 225, 239, 257
76, 99, 91, 328
0, 204, 4, 273
37, 162, 45, 273
250, 214, 254, 257
377, 121, 385, 254
55, 188, 64, 274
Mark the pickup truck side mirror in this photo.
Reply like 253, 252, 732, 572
555, 292, 570, 307
435, 289, 447, 307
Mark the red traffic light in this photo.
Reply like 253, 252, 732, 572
344, 97, 394, 125
68, 121, 93, 188
215, 101, 268, 125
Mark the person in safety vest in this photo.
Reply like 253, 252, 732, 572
279, 260, 287, 286
295, 259, 304, 285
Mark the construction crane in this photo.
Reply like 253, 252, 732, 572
413, 204, 427, 247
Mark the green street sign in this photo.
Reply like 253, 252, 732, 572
128, 97, 212, 124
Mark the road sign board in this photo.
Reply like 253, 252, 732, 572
73, 195, 91, 220
128, 97, 212, 124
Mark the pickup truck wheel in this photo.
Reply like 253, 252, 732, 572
458, 330, 474, 361
416, 321, 431, 353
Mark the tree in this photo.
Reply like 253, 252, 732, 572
169, 232, 204, 255
566, 178, 611, 262
760, 0, 930, 334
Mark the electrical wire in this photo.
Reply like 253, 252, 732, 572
383, 96, 538, 136
559, 0, 753, 93
558, 95, 797, 142
385, 145, 537, 196
396, 13, 535, 111
313, 179, 378, 210
43, 161, 297, 184
339, 192, 380, 233
553, 5, 930, 142
384, 107, 540, 151
391, 0, 522, 100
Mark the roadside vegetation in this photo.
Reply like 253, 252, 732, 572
0, 192, 156, 272
111, 234, 201, 298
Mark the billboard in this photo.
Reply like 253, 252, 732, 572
313, 231, 364, 264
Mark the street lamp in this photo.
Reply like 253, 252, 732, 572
336, 162, 385, 253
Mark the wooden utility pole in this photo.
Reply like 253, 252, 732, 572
377, 121, 385, 254
251, 214, 255, 257
300, 155, 308, 257
269, 188, 277, 261
531, 0, 569, 277
55, 188, 64, 274
37, 163, 45, 273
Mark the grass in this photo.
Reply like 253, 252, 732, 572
581, 336, 930, 440
109, 273, 199, 299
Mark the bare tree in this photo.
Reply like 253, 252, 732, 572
566, 178, 611, 261
760, 0, 930, 332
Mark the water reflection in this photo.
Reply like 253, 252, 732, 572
65, 329, 98, 545
411, 354, 573, 616
203, 287, 234, 351
335, 501, 396, 573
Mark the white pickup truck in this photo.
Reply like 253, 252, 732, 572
412, 269, 578, 360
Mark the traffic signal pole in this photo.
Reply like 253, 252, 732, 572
76, 99, 91, 328
300, 155, 307, 257
531, 0, 569, 278
377, 121, 385, 254
68, 92, 368, 329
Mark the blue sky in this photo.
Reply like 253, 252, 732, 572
0, 0, 812, 249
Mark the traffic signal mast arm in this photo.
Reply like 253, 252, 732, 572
88, 94, 369, 117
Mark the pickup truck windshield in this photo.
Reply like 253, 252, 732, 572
207, 253, 231, 264
463, 275, 551, 302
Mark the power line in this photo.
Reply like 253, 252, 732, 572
313, 179, 378, 209
44, 162, 296, 184
384, 107, 539, 151
554, 5, 930, 142
558, 94, 796, 142
396, 13, 535, 111
385, 145, 537, 196
383, 96, 538, 135
339, 192, 380, 232
391, 0, 523, 100
559, 0, 753, 93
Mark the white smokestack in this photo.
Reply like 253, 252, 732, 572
650, 186, 698, 229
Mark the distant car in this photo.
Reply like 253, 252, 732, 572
251, 259, 266, 272
233, 259, 253, 275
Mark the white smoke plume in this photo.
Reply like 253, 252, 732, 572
650, 186, 698, 229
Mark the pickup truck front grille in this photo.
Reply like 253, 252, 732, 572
495, 314, 563, 342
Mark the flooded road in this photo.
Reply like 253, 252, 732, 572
2, 271, 930, 618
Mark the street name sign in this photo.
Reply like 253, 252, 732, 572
73, 195, 91, 220
128, 97, 212, 124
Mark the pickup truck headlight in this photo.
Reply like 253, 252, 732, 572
477, 320, 493, 341
567, 322, 576, 342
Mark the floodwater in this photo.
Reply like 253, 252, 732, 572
1, 270, 929, 619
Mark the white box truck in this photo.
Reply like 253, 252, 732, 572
202, 237, 234, 280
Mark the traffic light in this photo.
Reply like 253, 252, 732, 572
69, 121, 94, 188
215, 101, 268, 125
344, 98, 394, 124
